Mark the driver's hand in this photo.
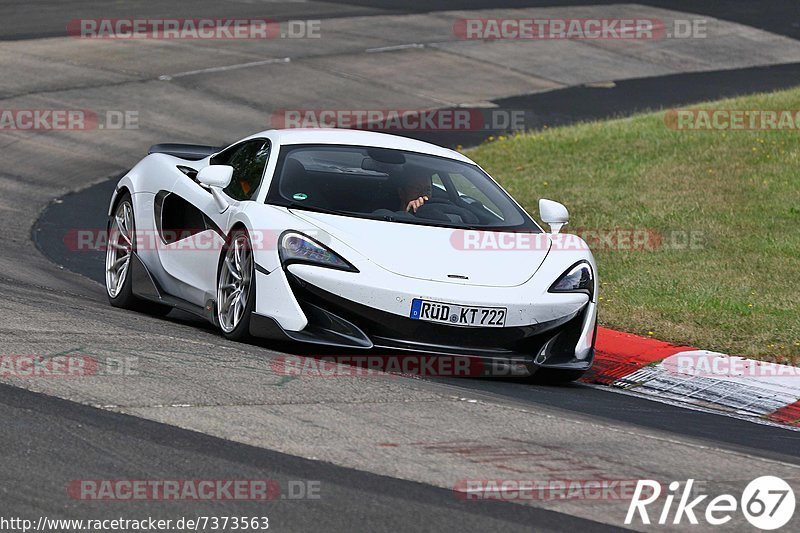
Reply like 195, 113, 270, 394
406, 196, 429, 213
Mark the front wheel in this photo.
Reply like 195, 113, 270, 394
217, 228, 256, 341
527, 368, 588, 384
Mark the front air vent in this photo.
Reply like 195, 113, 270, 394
176, 165, 198, 181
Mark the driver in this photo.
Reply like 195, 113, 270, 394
398, 173, 433, 213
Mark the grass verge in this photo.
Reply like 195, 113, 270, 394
466, 87, 800, 360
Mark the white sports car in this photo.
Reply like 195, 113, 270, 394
106, 129, 597, 381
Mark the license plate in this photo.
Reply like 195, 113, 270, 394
409, 299, 507, 327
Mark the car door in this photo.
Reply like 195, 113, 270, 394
156, 139, 271, 306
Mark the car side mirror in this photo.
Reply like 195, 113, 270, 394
197, 165, 233, 188
197, 165, 233, 212
539, 198, 569, 234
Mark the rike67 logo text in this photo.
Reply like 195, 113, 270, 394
626, 477, 795, 530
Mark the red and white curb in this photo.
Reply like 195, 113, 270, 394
583, 328, 800, 428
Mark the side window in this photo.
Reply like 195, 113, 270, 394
218, 139, 270, 201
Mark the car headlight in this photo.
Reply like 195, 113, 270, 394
549, 261, 593, 297
279, 231, 358, 272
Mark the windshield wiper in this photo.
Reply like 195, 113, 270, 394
377, 213, 484, 230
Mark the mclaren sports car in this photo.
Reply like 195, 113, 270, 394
105, 129, 597, 381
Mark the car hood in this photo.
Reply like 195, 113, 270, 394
289, 209, 551, 287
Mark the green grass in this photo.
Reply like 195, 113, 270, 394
466, 88, 800, 360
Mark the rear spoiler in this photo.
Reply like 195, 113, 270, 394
148, 143, 223, 161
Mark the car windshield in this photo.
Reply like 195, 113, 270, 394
266, 144, 541, 232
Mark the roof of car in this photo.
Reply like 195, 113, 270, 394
243, 128, 474, 163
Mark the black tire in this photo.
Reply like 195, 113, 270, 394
216, 228, 256, 342
527, 368, 587, 384
106, 191, 171, 316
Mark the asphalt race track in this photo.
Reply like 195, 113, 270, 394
4, 1, 800, 531
1, 382, 620, 532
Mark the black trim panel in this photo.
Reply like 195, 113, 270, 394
248, 311, 372, 349
129, 252, 208, 319
130, 251, 163, 301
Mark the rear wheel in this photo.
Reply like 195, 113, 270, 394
106, 192, 171, 316
217, 228, 256, 341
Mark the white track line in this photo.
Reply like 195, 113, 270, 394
159, 57, 291, 80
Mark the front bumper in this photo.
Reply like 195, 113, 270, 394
250, 271, 597, 376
